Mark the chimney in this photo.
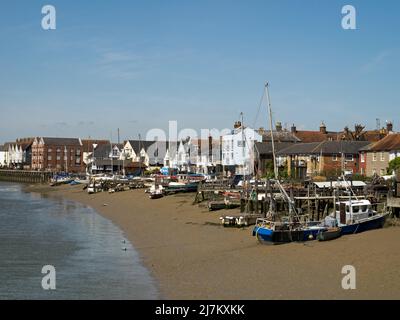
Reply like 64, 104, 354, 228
291, 124, 297, 133
276, 122, 282, 132
258, 127, 266, 135
386, 121, 393, 133
234, 121, 242, 129
320, 121, 327, 134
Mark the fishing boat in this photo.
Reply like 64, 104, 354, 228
165, 181, 199, 193
253, 217, 328, 243
149, 189, 164, 199
251, 83, 329, 243
148, 185, 164, 199
332, 199, 388, 235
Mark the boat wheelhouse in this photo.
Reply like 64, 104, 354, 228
332, 199, 388, 235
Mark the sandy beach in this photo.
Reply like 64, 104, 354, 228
26, 184, 400, 300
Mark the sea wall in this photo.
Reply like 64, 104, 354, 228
0, 170, 52, 183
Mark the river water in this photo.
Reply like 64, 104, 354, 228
0, 181, 158, 299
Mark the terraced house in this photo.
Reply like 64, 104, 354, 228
360, 133, 400, 177
31, 137, 83, 172
277, 141, 370, 179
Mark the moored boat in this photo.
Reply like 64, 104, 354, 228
317, 227, 342, 241
332, 199, 388, 235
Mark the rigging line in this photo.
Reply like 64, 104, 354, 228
252, 87, 266, 129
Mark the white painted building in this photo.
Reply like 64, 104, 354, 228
189, 138, 222, 174
122, 140, 157, 167
0, 145, 6, 167
222, 126, 262, 175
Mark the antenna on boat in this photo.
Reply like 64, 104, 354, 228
265, 82, 278, 179
264, 82, 298, 218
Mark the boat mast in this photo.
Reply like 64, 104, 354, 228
265, 82, 278, 179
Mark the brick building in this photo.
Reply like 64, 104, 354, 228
31, 137, 83, 173
360, 133, 400, 177
277, 141, 370, 179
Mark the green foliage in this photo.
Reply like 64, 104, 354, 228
349, 173, 369, 182
262, 160, 288, 179
387, 157, 400, 174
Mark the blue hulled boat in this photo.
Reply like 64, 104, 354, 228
253, 219, 327, 244
332, 199, 388, 235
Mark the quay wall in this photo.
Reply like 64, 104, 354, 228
0, 170, 52, 183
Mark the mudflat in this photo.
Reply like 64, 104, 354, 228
27, 184, 400, 299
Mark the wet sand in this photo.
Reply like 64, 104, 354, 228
26, 184, 400, 299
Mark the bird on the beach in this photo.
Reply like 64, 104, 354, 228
121, 247, 127, 251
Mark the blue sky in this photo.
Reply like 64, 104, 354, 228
0, 0, 399, 143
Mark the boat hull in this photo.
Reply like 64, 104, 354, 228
340, 214, 387, 235
253, 227, 326, 244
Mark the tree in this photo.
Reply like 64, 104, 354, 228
387, 157, 400, 174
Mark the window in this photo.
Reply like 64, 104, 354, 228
345, 154, 353, 161
48, 148, 52, 153
48, 156, 52, 161
360, 152, 365, 163
56, 156, 60, 161
380, 152, 385, 161
56, 148, 61, 153
353, 206, 359, 213
237, 141, 245, 147
372, 152, 377, 161
332, 154, 338, 161
76, 149, 81, 155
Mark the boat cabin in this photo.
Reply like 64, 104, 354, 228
334, 199, 374, 224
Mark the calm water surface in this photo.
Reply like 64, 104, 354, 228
0, 182, 158, 299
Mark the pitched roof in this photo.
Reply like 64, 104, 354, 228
367, 133, 400, 151
255, 142, 295, 155
262, 131, 301, 143
277, 142, 320, 155
126, 140, 156, 153
81, 139, 110, 152
93, 143, 123, 159
292, 131, 331, 143
277, 141, 370, 156
42, 137, 82, 146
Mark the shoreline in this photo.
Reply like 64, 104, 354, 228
24, 183, 400, 299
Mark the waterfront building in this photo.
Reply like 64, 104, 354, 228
0, 145, 6, 168
122, 140, 156, 167
31, 137, 83, 173
221, 122, 262, 175
81, 139, 110, 166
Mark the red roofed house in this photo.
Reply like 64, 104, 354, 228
360, 133, 400, 177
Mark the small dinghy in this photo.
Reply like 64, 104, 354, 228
149, 191, 163, 199
317, 227, 342, 241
